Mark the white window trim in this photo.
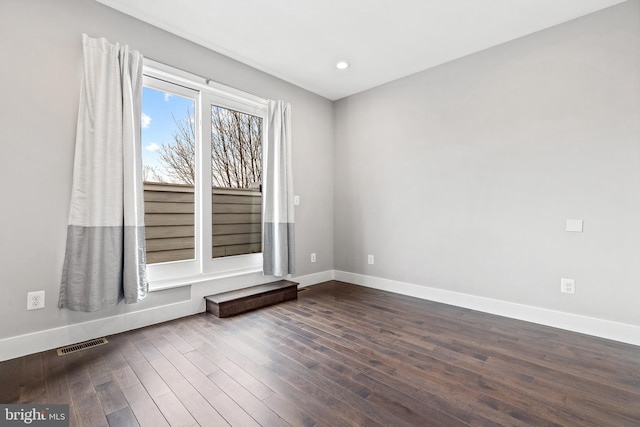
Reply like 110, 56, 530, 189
142, 60, 268, 291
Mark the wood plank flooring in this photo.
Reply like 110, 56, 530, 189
2, 280, 640, 426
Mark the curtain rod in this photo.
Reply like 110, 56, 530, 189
143, 57, 269, 106
145, 57, 215, 86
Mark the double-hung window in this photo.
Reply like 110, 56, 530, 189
141, 61, 268, 287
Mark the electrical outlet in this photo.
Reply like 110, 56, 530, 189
27, 291, 45, 310
368, 255, 374, 265
311, 253, 316, 263
560, 278, 575, 294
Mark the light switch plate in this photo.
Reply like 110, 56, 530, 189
566, 219, 583, 232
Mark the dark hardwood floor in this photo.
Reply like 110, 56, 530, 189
2, 280, 640, 426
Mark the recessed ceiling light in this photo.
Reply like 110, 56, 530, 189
336, 61, 349, 70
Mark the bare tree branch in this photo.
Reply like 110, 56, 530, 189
155, 110, 196, 185
143, 165, 165, 183
152, 105, 262, 189
210, 106, 262, 189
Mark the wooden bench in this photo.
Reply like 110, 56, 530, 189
205, 280, 298, 318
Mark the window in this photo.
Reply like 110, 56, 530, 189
210, 105, 263, 258
141, 61, 268, 286
142, 82, 197, 264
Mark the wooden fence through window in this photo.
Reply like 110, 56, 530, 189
143, 182, 262, 264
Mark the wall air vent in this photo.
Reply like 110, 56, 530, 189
56, 337, 109, 356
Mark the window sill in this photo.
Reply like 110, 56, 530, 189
149, 266, 263, 292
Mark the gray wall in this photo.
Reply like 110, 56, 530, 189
334, 1, 640, 326
1, 0, 638, 350
0, 0, 334, 341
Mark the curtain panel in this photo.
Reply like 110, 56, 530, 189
59, 34, 148, 312
263, 100, 295, 277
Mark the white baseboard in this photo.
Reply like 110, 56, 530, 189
292, 270, 335, 288
334, 271, 640, 347
0, 300, 195, 362
6, 268, 634, 361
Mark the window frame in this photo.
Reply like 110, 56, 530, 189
142, 60, 269, 290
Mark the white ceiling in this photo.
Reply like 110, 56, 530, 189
96, 0, 627, 100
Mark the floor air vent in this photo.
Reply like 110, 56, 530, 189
57, 337, 108, 356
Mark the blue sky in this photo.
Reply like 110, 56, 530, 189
141, 86, 194, 181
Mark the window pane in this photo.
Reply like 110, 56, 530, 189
142, 86, 196, 264
211, 105, 263, 259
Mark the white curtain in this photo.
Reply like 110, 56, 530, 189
263, 100, 295, 276
59, 34, 148, 312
